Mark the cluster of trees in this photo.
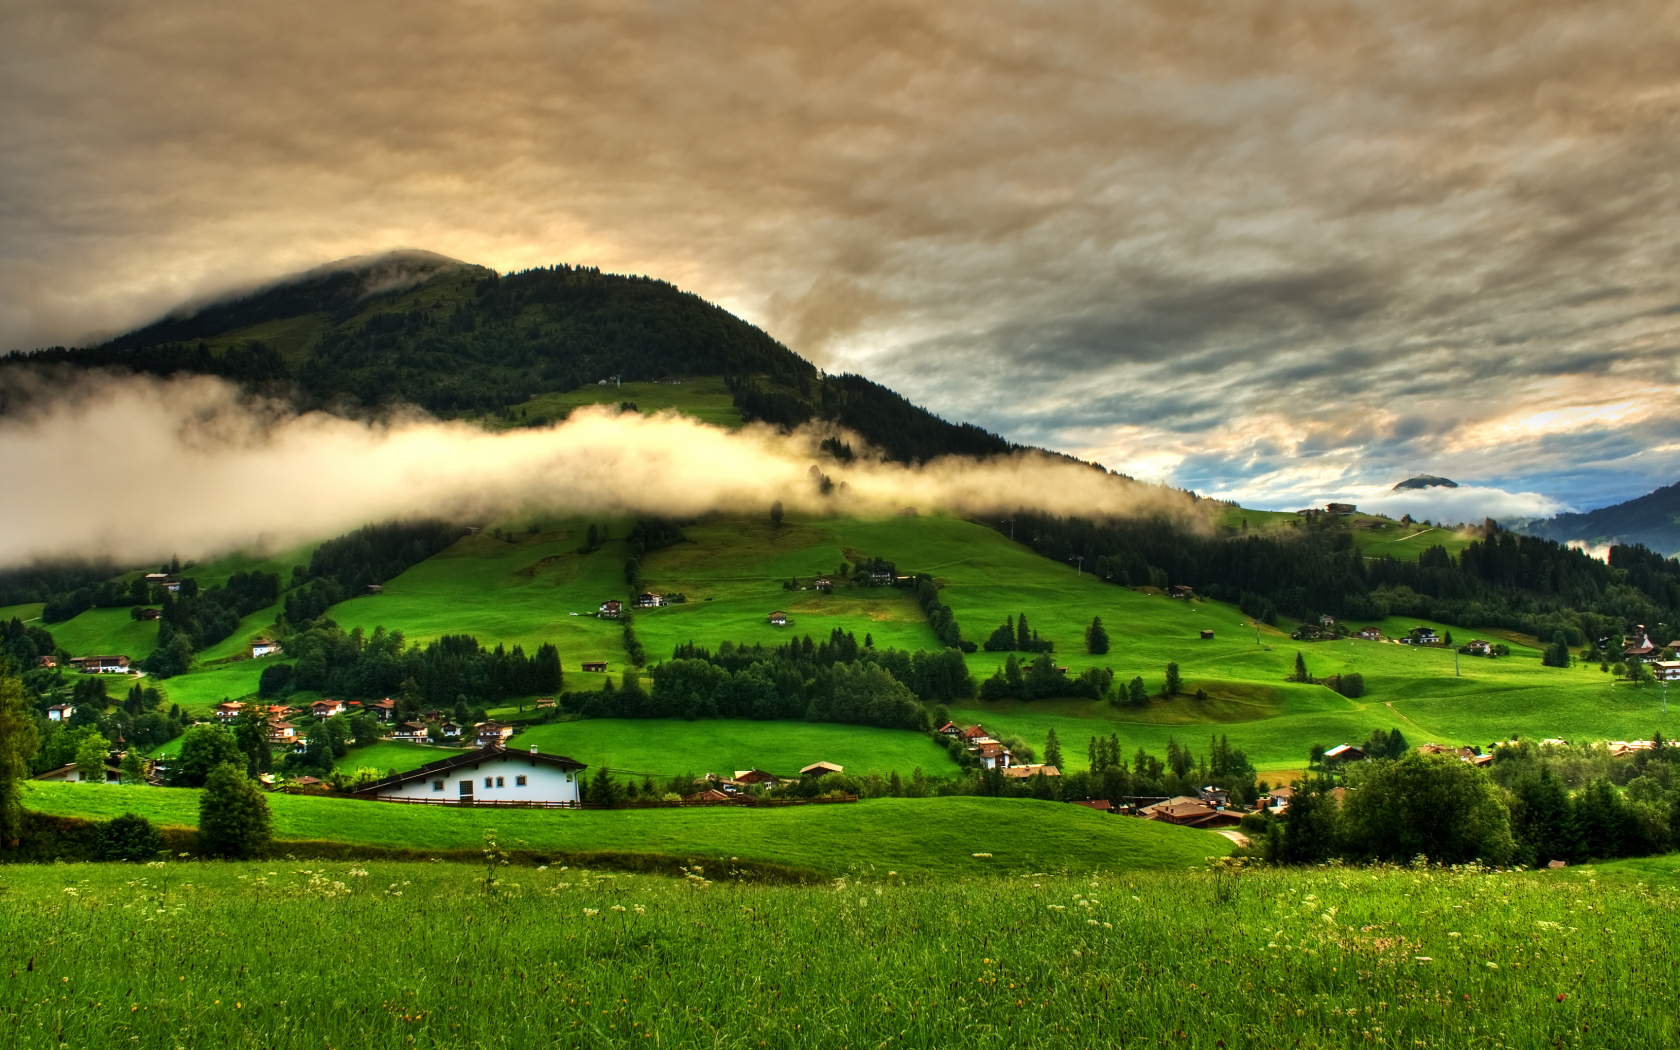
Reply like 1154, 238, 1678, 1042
1, 618, 58, 669
913, 575, 969, 650
1260, 735, 1680, 867
284, 519, 466, 631
982, 613, 1054, 653
0, 561, 125, 609
1007, 510, 1680, 647
256, 623, 561, 712
142, 571, 283, 677
979, 654, 1111, 701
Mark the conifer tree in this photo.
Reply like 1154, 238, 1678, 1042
1016, 613, 1031, 651
1293, 651, 1309, 683
1085, 616, 1109, 655
1164, 662, 1182, 696
1045, 727, 1063, 769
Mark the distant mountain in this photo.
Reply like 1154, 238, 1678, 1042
3, 253, 1020, 465
1392, 475, 1458, 490
1524, 481, 1680, 556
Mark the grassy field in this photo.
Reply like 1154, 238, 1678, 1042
19, 783, 1226, 877
0, 852, 1673, 1050
332, 740, 472, 776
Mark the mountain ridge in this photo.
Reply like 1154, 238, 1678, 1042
1521, 479, 1680, 556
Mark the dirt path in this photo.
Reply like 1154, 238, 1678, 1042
1385, 700, 1420, 727
1215, 829, 1250, 848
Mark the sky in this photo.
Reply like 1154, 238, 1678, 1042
3, 0, 1678, 519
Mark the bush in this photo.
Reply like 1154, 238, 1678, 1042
198, 762, 273, 860
97, 812, 163, 862
258, 662, 294, 698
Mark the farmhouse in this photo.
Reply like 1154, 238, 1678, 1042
45, 703, 74, 722
633, 592, 665, 608
367, 698, 397, 722
1652, 660, 1680, 681
250, 639, 283, 658
311, 699, 347, 718
215, 701, 245, 724
475, 721, 515, 747
1319, 615, 1336, 628
1001, 763, 1060, 778
143, 573, 181, 593
1326, 503, 1357, 515
580, 661, 608, 672
1401, 628, 1438, 645
961, 724, 990, 742
1323, 743, 1366, 762
1292, 624, 1322, 640
1168, 585, 1195, 599
813, 576, 832, 591
936, 721, 963, 737
800, 760, 843, 777
70, 655, 130, 674
33, 760, 123, 785
535, 697, 556, 709
1355, 626, 1382, 641
598, 600, 623, 620
1623, 629, 1663, 662
353, 745, 589, 805
1465, 639, 1492, 656
391, 721, 430, 743
267, 721, 297, 744
869, 569, 895, 586
1071, 799, 1112, 812
136, 608, 160, 620
364, 584, 384, 595
971, 741, 1014, 769
732, 769, 778, 787
1141, 796, 1242, 829
440, 721, 464, 739
38, 655, 56, 668
768, 611, 788, 626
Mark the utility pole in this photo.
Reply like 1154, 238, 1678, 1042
1071, 554, 1084, 577
1002, 517, 1016, 541
1253, 621, 1261, 645
1455, 650, 1460, 677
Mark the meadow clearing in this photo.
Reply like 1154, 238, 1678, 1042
28, 509, 1678, 781
0, 852, 1673, 1050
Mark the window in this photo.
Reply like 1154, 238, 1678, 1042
496, 776, 505, 788
515, 775, 527, 786
432, 780, 444, 791
484, 777, 493, 788
459, 780, 473, 797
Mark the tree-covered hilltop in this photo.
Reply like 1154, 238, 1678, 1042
1007, 509, 1680, 648
4, 254, 1017, 464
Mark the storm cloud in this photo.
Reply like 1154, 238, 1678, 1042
2, 0, 1678, 514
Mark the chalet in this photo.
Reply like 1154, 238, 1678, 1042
1323, 743, 1366, 763
936, 721, 963, 738
633, 592, 665, 608
1001, 763, 1060, 778
869, 569, 895, 586
33, 760, 122, 785
1326, 503, 1357, 515
475, 721, 515, 748
292, 776, 323, 788
136, 608, 160, 620
267, 721, 297, 744
813, 577, 833, 591
598, 600, 623, 620
1319, 614, 1336, 628
312, 699, 347, 718
768, 611, 788, 626
45, 703, 74, 722
367, 698, 397, 722
1141, 796, 1242, 828
364, 584, 384, 595
1623, 629, 1663, 663
37, 655, 56, 669
733, 769, 778, 787
214, 701, 245, 724
1168, 585, 1195, 599
268, 704, 297, 719
1651, 660, 1680, 681
391, 721, 430, 744
1292, 624, 1322, 640
799, 760, 843, 777
1465, 639, 1493, 656
353, 745, 589, 805
971, 741, 1014, 769
1200, 629, 1215, 640
535, 696, 556, 709
70, 655, 130, 674
1071, 799, 1112, 812
251, 639, 283, 658
685, 788, 732, 803
580, 661, 608, 673
1355, 626, 1382, 641
1416, 743, 1486, 764
1400, 628, 1438, 645
143, 573, 182, 593
1197, 785, 1229, 806
962, 725, 990, 742
440, 721, 464, 739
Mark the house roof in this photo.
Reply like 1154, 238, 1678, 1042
733, 769, 776, 781
1323, 744, 1364, 759
799, 760, 843, 775
1001, 764, 1061, 778
352, 745, 587, 796
33, 760, 122, 780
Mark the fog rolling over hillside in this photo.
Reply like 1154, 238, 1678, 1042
1520, 479, 1680, 557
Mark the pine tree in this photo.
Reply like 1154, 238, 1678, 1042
198, 762, 272, 859
1045, 727, 1063, 769
1128, 676, 1147, 704
1085, 616, 1109, 655
1164, 662, 1182, 696
1293, 651, 1309, 683
1016, 613, 1031, 651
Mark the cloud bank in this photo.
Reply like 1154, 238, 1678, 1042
0, 373, 1193, 568
2, 0, 1678, 510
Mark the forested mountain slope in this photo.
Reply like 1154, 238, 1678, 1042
4, 252, 1016, 464
1522, 480, 1680, 557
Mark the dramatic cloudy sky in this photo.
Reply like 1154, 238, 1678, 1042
3, 0, 1678, 516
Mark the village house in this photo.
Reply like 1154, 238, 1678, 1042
580, 661, 608, 673
214, 701, 245, 724
353, 745, 589, 805
143, 573, 181, 593
598, 600, 623, 620
1623, 629, 1663, 663
633, 592, 665, 608
813, 576, 832, 591
1465, 639, 1493, 656
1258, 785, 1294, 812
267, 721, 297, 744
1326, 503, 1357, 515
136, 608, 160, 620
70, 655, 131, 674
268, 704, 296, 719
1071, 799, 1112, 812
768, 611, 788, 626
250, 639, 283, 658
962, 725, 990, 743
1400, 628, 1438, 645
364, 584, 384, 595
1001, 763, 1060, 779
312, 699, 347, 718
1168, 585, 1195, 599
1415, 743, 1491, 765
367, 698, 397, 722
475, 721, 515, 748
33, 760, 123, 785
440, 721, 464, 739
1141, 796, 1243, 829
935, 721, 963, 738
732, 769, 778, 788
799, 760, 843, 777
45, 703, 74, 722
1292, 624, 1323, 641
391, 721, 430, 744
535, 696, 556, 709
685, 787, 732, 803
38, 655, 56, 669
1355, 626, 1382, 641
1651, 660, 1680, 681
868, 569, 895, 586
971, 740, 1014, 769
1323, 743, 1366, 763
1319, 614, 1336, 628
1197, 785, 1229, 806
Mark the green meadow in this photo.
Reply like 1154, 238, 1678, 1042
19, 783, 1225, 877
0, 852, 1673, 1050
35, 508, 1675, 780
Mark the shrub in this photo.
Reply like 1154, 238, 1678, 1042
198, 762, 273, 860
97, 812, 163, 862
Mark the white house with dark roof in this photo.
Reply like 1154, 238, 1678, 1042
353, 745, 588, 805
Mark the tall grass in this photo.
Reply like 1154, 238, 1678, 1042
0, 855, 1673, 1048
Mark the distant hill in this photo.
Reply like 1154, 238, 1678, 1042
1392, 475, 1457, 490
1523, 481, 1680, 556
3, 253, 1017, 465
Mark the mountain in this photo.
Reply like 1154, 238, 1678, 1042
3, 253, 1018, 465
1392, 475, 1457, 490
1523, 481, 1680, 556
